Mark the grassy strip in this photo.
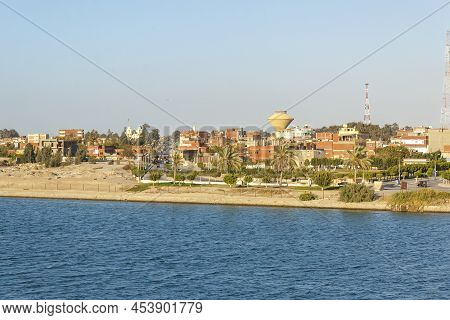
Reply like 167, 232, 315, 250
388, 189, 450, 212
127, 183, 205, 192
290, 186, 340, 191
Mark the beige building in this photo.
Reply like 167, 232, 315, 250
27, 133, 48, 144
426, 128, 450, 152
338, 124, 359, 141
58, 129, 84, 140
294, 149, 325, 164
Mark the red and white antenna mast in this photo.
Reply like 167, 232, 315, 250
363, 83, 371, 125
441, 31, 450, 128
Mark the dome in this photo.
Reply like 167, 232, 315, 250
267, 111, 294, 131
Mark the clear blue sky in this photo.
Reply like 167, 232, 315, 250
0, 0, 449, 135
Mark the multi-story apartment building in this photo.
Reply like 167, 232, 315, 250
26, 133, 49, 145
39, 139, 78, 156
390, 127, 429, 153
275, 124, 314, 140
208, 130, 226, 148
366, 139, 383, 156
244, 131, 262, 147
294, 149, 325, 164
87, 145, 105, 159
58, 129, 84, 141
314, 124, 358, 159
178, 130, 209, 162
247, 145, 275, 163
426, 128, 450, 153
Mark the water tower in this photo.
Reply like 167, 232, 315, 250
267, 111, 294, 131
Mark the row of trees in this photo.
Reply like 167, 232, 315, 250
17, 144, 62, 167
84, 125, 160, 148
0, 129, 19, 139
317, 122, 400, 142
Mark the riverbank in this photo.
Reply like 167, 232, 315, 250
1, 187, 450, 213
1, 164, 449, 212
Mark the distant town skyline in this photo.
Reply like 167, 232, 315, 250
1, 0, 449, 134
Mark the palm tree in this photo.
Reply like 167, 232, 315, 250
171, 152, 183, 182
272, 143, 298, 186
344, 146, 371, 183
217, 144, 241, 173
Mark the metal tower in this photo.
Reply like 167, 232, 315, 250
441, 31, 450, 128
363, 83, 371, 125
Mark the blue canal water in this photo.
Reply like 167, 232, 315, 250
0, 197, 449, 299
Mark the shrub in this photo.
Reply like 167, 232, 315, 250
49, 152, 62, 168
88, 157, 97, 164
211, 171, 221, 178
197, 162, 206, 170
122, 164, 131, 170
149, 170, 162, 181
186, 171, 198, 181
299, 192, 318, 201
441, 170, 450, 181
339, 184, 375, 203
175, 173, 185, 181
243, 175, 253, 186
108, 160, 114, 165
261, 176, 272, 183
131, 166, 145, 178
223, 174, 238, 187
388, 189, 450, 212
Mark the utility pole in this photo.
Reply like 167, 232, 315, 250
441, 31, 450, 128
398, 158, 401, 182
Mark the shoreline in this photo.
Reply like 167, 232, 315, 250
2, 189, 450, 213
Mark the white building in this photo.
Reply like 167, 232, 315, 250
275, 124, 314, 140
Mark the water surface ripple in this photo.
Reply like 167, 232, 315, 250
0, 198, 449, 299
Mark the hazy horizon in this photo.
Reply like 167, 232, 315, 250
1, 0, 449, 135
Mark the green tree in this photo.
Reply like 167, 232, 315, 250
344, 146, 371, 182
39, 147, 53, 167
49, 151, 62, 167
217, 144, 241, 173
23, 143, 35, 163
85, 130, 100, 145
271, 143, 297, 185
414, 170, 422, 180
150, 129, 160, 146
313, 171, 334, 199
172, 152, 183, 183
223, 174, 238, 187
75, 143, 87, 163
123, 145, 134, 158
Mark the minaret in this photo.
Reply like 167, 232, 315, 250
441, 31, 450, 128
363, 83, 371, 125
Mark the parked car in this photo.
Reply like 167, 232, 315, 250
417, 180, 428, 188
